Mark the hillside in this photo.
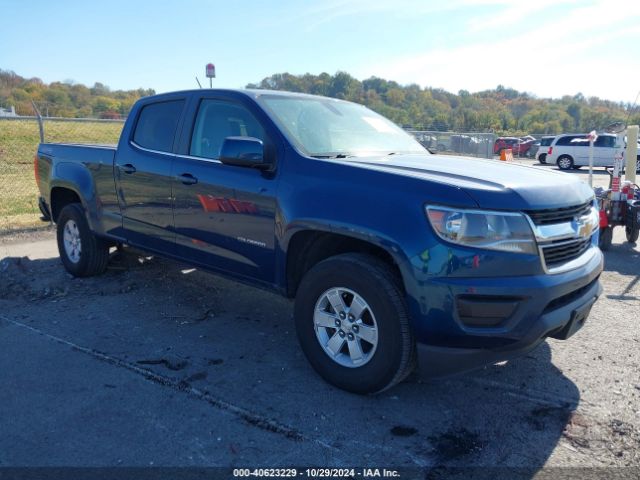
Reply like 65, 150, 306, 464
247, 72, 640, 135
1, 68, 638, 134
0, 69, 154, 119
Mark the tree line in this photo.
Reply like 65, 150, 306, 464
2, 68, 638, 134
0, 69, 154, 119
248, 72, 640, 135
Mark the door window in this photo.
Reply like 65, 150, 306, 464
190, 100, 265, 159
132, 100, 185, 152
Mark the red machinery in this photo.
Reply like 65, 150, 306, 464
596, 156, 640, 250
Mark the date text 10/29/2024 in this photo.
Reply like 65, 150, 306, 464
233, 468, 401, 478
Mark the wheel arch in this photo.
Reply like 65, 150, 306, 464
49, 162, 99, 228
284, 226, 408, 298
50, 186, 83, 223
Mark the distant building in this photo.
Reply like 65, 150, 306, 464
0, 105, 17, 117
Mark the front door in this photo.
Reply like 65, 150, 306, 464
172, 98, 278, 283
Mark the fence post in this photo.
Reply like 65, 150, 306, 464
31, 101, 45, 143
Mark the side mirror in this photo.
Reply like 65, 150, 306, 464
219, 137, 269, 169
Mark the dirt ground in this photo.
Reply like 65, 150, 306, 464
0, 164, 638, 474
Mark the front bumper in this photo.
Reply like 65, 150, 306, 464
407, 246, 603, 377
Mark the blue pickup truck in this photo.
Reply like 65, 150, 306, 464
35, 89, 603, 393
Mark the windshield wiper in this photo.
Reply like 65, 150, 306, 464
311, 153, 354, 159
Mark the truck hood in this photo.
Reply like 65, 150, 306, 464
343, 154, 594, 210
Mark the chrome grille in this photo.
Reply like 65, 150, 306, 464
525, 201, 592, 225
541, 237, 591, 268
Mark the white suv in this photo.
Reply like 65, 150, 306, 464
547, 133, 623, 170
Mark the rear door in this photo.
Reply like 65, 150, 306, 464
171, 95, 280, 284
114, 97, 186, 253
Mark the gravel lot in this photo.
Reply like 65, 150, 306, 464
0, 162, 638, 474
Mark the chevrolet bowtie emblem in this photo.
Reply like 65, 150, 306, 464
574, 216, 593, 238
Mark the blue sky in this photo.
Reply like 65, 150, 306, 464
1, 0, 639, 102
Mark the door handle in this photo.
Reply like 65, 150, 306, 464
120, 163, 137, 174
176, 173, 198, 185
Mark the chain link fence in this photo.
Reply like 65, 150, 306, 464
406, 130, 495, 158
0, 117, 124, 232
1, 119, 506, 233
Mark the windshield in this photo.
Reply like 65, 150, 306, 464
256, 94, 427, 157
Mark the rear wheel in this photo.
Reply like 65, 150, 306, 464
56, 203, 110, 277
538, 154, 547, 164
294, 253, 415, 394
626, 225, 639, 243
557, 155, 574, 170
599, 227, 613, 251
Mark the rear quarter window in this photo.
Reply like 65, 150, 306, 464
133, 100, 185, 152
541, 137, 554, 146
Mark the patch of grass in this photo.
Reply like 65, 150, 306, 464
0, 118, 123, 231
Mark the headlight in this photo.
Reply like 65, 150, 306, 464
426, 206, 538, 255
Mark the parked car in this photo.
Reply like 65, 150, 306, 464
513, 136, 536, 156
547, 133, 640, 171
528, 140, 541, 158
34, 89, 603, 394
493, 137, 520, 155
535, 136, 556, 164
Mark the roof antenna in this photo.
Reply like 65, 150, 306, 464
195, 76, 203, 89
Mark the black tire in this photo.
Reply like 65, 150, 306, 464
626, 225, 639, 243
599, 227, 613, 251
538, 154, 547, 164
56, 203, 110, 277
557, 155, 574, 170
294, 253, 415, 394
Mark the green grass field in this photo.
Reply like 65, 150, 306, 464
0, 118, 123, 231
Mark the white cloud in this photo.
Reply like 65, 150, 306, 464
288, 0, 467, 30
353, 0, 640, 101
464, 0, 579, 32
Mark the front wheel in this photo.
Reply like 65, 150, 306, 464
56, 203, 110, 277
294, 253, 415, 394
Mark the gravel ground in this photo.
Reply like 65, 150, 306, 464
0, 163, 638, 475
